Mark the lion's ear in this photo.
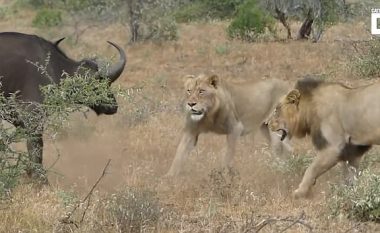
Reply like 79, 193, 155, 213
208, 74, 219, 88
183, 75, 195, 87
286, 89, 301, 105
182, 74, 195, 81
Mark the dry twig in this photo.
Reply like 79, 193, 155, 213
59, 159, 112, 227
244, 211, 313, 233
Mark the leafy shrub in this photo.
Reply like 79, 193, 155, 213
329, 170, 380, 222
173, 1, 210, 23
342, 0, 378, 20
321, 0, 344, 25
352, 39, 380, 78
0, 59, 124, 198
32, 8, 62, 28
204, 0, 244, 19
0, 95, 33, 198
0, 6, 10, 19
13, 0, 48, 8
57, 189, 78, 208
227, 0, 275, 42
109, 187, 160, 233
174, 0, 244, 22
215, 44, 230, 55
63, 0, 120, 21
269, 154, 313, 177
127, 0, 178, 42
144, 15, 178, 42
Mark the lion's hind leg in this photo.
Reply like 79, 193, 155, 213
224, 122, 244, 169
340, 144, 371, 185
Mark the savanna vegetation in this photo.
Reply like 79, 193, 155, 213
0, 0, 379, 232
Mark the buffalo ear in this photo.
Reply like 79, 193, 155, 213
54, 37, 65, 47
286, 89, 301, 105
208, 74, 219, 88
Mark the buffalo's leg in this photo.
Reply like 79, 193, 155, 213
165, 129, 199, 177
294, 147, 340, 198
26, 133, 47, 182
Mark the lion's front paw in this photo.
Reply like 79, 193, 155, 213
292, 188, 309, 199
163, 169, 179, 178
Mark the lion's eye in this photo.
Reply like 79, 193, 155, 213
273, 107, 280, 116
199, 89, 205, 95
187, 89, 191, 94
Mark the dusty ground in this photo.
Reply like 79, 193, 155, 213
0, 5, 379, 232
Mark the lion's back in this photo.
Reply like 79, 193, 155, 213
227, 79, 290, 131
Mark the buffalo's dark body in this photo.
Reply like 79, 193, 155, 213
0, 32, 126, 179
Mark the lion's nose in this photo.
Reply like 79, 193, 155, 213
188, 102, 196, 107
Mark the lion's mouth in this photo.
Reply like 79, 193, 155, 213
189, 109, 205, 121
190, 109, 203, 115
276, 129, 288, 141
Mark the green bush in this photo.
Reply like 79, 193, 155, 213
352, 40, 380, 78
146, 15, 178, 42
173, 1, 210, 23
57, 189, 78, 207
0, 6, 10, 19
204, 0, 244, 19
227, 0, 275, 42
0, 95, 33, 198
0, 128, 26, 198
13, 0, 49, 9
269, 154, 313, 178
32, 8, 62, 28
128, 1, 178, 42
321, 0, 344, 25
329, 170, 380, 222
173, 0, 244, 22
0, 59, 125, 198
215, 44, 230, 55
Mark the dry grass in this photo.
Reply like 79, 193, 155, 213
0, 8, 379, 232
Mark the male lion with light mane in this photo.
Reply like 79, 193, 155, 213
267, 77, 378, 199
165, 74, 292, 177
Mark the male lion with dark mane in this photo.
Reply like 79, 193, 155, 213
267, 78, 378, 199
165, 74, 292, 177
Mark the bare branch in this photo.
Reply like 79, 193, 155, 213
59, 159, 112, 227
251, 211, 313, 233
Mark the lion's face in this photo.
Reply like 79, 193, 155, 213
267, 89, 301, 141
184, 74, 220, 121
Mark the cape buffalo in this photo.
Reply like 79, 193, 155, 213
0, 32, 126, 180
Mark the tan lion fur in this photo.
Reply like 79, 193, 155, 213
267, 78, 375, 199
166, 74, 292, 176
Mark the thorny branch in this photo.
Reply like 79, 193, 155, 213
278, 211, 311, 233
59, 159, 112, 227
243, 211, 313, 233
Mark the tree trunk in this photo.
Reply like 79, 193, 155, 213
127, 0, 143, 43
297, 10, 313, 40
274, 6, 292, 39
